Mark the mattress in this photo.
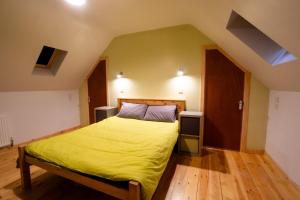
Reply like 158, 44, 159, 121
26, 116, 178, 200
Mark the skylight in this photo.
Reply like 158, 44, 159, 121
33, 45, 67, 76
226, 10, 296, 66
36, 46, 55, 66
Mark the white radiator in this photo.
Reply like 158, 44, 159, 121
0, 116, 12, 148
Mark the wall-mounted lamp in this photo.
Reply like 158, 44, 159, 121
177, 68, 184, 76
116, 72, 124, 79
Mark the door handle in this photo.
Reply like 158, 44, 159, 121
238, 100, 243, 110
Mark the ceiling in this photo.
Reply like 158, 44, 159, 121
0, 0, 299, 91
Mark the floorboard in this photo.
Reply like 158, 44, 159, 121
0, 147, 299, 200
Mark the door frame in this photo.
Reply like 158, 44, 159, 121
200, 45, 251, 152
85, 56, 110, 123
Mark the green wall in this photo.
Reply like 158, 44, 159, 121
247, 77, 269, 150
80, 24, 269, 151
102, 24, 213, 111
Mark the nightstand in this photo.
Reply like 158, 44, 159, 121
178, 111, 203, 154
94, 106, 118, 122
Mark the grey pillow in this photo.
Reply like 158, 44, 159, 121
144, 105, 177, 122
117, 102, 148, 120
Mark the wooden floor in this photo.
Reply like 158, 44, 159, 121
1, 147, 300, 200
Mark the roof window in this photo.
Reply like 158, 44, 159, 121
227, 10, 296, 66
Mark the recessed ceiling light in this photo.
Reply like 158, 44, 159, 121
65, 0, 86, 6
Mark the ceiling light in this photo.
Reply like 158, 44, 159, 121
65, 0, 86, 6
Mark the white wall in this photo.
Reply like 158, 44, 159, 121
266, 90, 300, 186
0, 90, 80, 144
0, 0, 112, 91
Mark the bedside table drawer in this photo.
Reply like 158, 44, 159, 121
180, 136, 199, 153
180, 117, 200, 135
94, 106, 118, 122
95, 111, 108, 122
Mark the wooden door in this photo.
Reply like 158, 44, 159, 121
88, 60, 107, 124
204, 49, 244, 150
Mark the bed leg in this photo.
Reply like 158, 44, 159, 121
129, 181, 141, 200
18, 145, 31, 190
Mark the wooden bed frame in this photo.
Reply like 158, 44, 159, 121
18, 98, 186, 200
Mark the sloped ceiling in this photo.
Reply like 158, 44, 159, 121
0, 0, 299, 91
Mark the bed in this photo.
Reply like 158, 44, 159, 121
18, 98, 186, 200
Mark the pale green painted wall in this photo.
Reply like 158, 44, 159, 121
79, 80, 89, 126
102, 24, 213, 110
80, 24, 214, 125
80, 24, 269, 151
247, 77, 269, 150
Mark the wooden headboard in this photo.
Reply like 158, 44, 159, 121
117, 98, 186, 117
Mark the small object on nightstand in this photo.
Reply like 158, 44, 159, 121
94, 106, 118, 122
178, 111, 203, 154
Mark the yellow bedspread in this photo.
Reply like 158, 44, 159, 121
26, 116, 178, 200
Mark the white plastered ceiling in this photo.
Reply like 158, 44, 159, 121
0, 0, 299, 91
